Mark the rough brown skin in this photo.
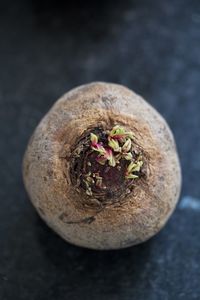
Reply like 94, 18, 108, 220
23, 82, 182, 250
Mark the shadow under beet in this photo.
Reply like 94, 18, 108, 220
36, 214, 153, 298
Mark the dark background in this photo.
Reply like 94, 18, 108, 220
1, 0, 200, 299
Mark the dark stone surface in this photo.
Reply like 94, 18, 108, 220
0, 0, 200, 299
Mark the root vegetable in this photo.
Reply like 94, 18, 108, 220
23, 82, 181, 250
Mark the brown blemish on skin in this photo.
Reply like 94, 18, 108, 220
38, 207, 46, 216
63, 216, 96, 225
59, 211, 97, 225
23, 162, 30, 177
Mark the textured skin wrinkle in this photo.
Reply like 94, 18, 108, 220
23, 82, 181, 250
